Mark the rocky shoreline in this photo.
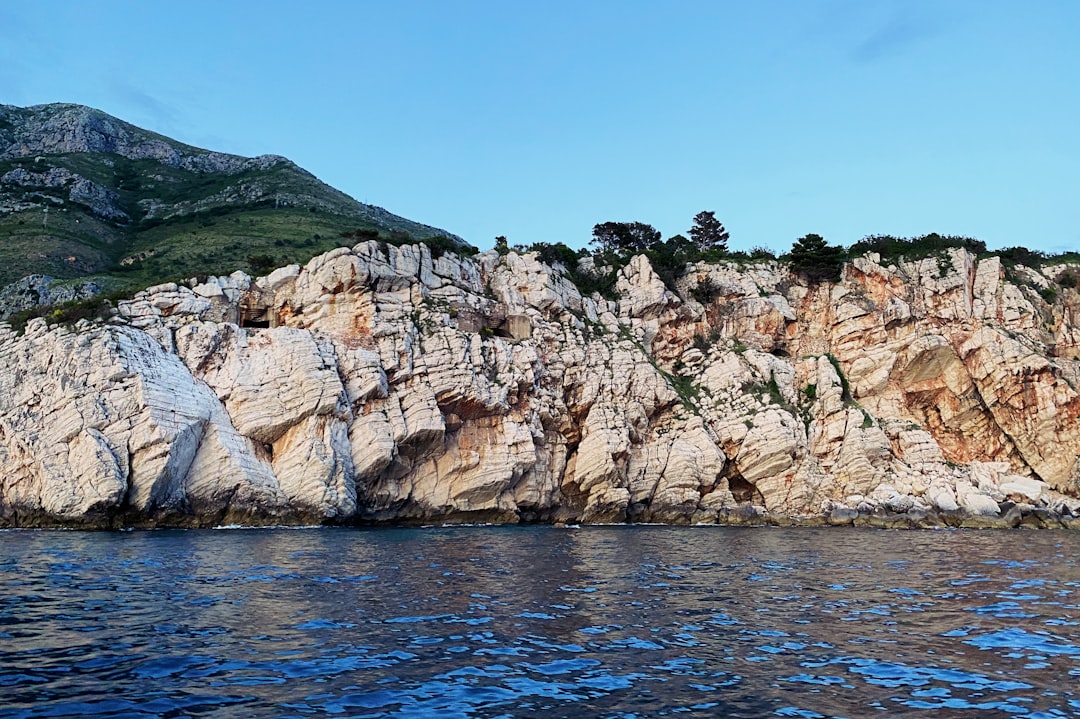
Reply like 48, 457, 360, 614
1, 242, 1078, 530
4, 505, 1078, 531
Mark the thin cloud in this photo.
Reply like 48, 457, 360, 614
188, 131, 250, 155
851, 7, 943, 63
105, 86, 252, 155
107, 81, 182, 131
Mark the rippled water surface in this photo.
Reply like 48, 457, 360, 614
2, 527, 1080, 718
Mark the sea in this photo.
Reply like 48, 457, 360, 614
1, 525, 1078, 718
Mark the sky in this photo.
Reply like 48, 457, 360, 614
1, 0, 1077, 254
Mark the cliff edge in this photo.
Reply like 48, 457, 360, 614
2, 242, 1078, 528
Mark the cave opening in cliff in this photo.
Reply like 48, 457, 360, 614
239, 305, 272, 328
239, 293, 274, 328
725, 468, 766, 505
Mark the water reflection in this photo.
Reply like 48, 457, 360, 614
0, 526, 1078, 718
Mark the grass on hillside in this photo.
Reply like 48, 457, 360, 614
0, 202, 390, 292
93, 207, 380, 290
0, 209, 118, 284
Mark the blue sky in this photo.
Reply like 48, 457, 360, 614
1, 1, 1077, 253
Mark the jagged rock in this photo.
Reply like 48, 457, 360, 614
827, 507, 859, 525
174, 323, 347, 445
999, 475, 1047, 503
955, 480, 1002, 517
0, 324, 291, 523
0, 274, 102, 319
0, 166, 128, 221
0, 104, 289, 174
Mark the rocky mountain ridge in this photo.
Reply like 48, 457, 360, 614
0, 103, 461, 292
0, 103, 285, 172
1, 242, 1078, 529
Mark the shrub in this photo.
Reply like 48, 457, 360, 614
247, 254, 277, 273
826, 353, 852, 404
998, 246, 1046, 268
570, 264, 618, 300
848, 233, 986, 261
645, 234, 695, 290
788, 233, 845, 283
690, 277, 718, 304
766, 376, 785, 407
6, 290, 129, 334
669, 373, 699, 406
381, 234, 478, 259
529, 242, 580, 269
419, 235, 477, 259
340, 228, 381, 241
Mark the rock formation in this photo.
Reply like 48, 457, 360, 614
0, 274, 102, 320
2, 242, 1079, 528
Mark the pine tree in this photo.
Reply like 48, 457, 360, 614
788, 233, 846, 283
688, 211, 730, 254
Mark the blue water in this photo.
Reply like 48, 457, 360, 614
1, 527, 1079, 718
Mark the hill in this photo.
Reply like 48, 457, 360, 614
0, 103, 464, 299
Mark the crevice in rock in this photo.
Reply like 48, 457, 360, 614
962, 363, 1043, 481
722, 464, 765, 505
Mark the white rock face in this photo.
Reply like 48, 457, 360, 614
0, 322, 289, 523
2, 243, 1079, 527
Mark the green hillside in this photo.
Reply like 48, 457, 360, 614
0, 103, 466, 294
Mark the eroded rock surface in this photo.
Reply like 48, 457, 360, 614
2, 242, 1079, 528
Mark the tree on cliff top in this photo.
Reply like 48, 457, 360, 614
591, 221, 661, 256
689, 210, 729, 254
788, 233, 845, 283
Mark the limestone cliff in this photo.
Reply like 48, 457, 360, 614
2, 242, 1079, 528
